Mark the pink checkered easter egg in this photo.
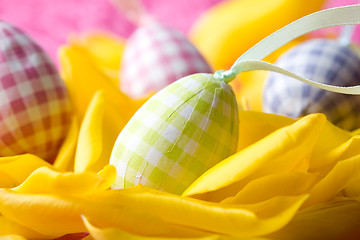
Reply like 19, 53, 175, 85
0, 21, 71, 162
120, 21, 212, 98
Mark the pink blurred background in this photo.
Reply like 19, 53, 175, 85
0, 0, 358, 63
0, 0, 222, 62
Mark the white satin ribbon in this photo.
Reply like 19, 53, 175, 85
215, 4, 360, 95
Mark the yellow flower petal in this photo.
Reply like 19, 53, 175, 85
53, 117, 79, 172
12, 165, 116, 197
237, 111, 294, 151
0, 171, 16, 188
222, 172, 320, 204
0, 189, 185, 238
310, 135, 360, 172
69, 31, 125, 85
305, 155, 360, 208
343, 175, 360, 198
237, 111, 352, 159
183, 113, 326, 201
0, 184, 307, 238
0, 216, 46, 239
74, 91, 127, 173
309, 120, 352, 171
0, 235, 27, 240
58, 44, 143, 122
82, 216, 270, 240
269, 198, 360, 240
74, 91, 105, 172
99, 94, 129, 170
92, 186, 308, 237
82, 216, 215, 240
351, 126, 360, 135
0, 189, 86, 238
0, 154, 53, 188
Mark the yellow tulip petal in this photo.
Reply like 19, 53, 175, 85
97, 165, 117, 191
74, 91, 105, 172
236, 111, 351, 159
12, 165, 115, 197
100, 95, 128, 171
237, 111, 294, 151
69, 31, 125, 85
0, 171, 16, 188
351, 127, 360, 135
0, 235, 27, 240
58, 44, 142, 122
269, 198, 360, 240
309, 121, 352, 171
189, 0, 324, 70
53, 117, 79, 172
82, 216, 216, 240
83, 215, 198, 240
74, 91, 126, 173
92, 185, 308, 237
74, 32, 125, 67
343, 176, 360, 198
222, 172, 320, 204
0, 154, 53, 187
92, 187, 254, 237
305, 155, 360, 208
0, 189, 86, 238
332, 136, 360, 161
0, 189, 189, 238
82, 216, 270, 240
0, 216, 46, 239
184, 113, 325, 201
0, 184, 307, 238
310, 135, 360, 172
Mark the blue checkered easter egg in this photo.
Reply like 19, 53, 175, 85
263, 38, 360, 130
110, 73, 239, 194
120, 21, 212, 99
0, 21, 71, 162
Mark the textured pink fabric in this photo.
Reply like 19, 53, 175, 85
0, 0, 223, 63
1, 0, 357, 65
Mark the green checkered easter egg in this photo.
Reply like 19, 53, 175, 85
110, 73, 239, 194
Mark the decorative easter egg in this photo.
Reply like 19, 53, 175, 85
110, 73, 239, 194
263, 38, 360, 131
0, 21, 71, 162
120, 21, 212, 99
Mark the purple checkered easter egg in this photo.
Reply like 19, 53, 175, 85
0, 21, 71, 162
120, 21, 212, 99
263, 38, 360, 131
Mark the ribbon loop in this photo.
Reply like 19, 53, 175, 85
232, 60, 360, 95
224, 4, 360, 95
235, 4, 360, 64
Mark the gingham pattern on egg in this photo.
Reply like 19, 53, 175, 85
111, 73, 238, 194
263, 39, 360, 131
0, 21, 71, 161
120, 21, 212, 99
